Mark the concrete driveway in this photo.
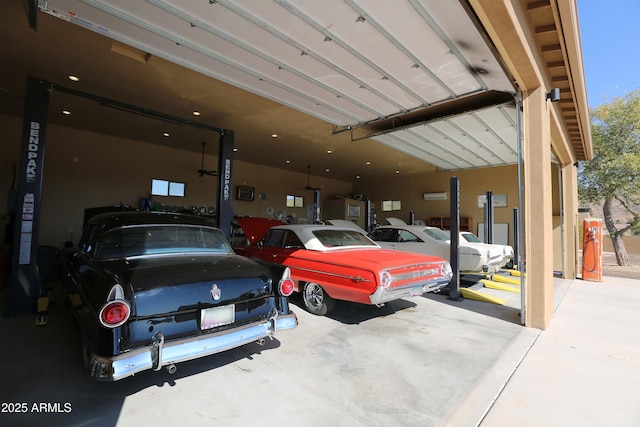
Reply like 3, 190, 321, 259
1, 280, 532, 427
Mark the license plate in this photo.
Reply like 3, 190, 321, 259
200, 304, 235, 330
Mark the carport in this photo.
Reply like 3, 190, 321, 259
1, 1, 591, 330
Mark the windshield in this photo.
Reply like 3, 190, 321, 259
94, 225, 232, 260
461, 233, 483, 243
421, 227, 451, 242
312, 229, 377, 248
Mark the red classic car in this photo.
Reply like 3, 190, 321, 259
234, 218, 452, 315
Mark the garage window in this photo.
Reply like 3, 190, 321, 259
286, 195, 304, 208
151, 179, 185, 197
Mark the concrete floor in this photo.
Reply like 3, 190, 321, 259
1, 273, 638, 427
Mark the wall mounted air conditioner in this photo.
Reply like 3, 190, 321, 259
423, 192, 447, 201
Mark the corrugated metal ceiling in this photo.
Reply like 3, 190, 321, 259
39, 0, 518, 171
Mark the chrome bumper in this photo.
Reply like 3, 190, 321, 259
369, 278, 451, 306
482, 260, 502, 274
87, 312, 298, 381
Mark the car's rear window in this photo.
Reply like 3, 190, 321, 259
312, 229, 377, 248
93, 225, 232, 260
461, 232, 483, 243
421, 227, 450, 242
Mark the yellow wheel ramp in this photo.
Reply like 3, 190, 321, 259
506, 269, 526, 278
489, 274, 522, 286
480, 279, 521, 293
35, 295, 49, 326
459, 288, 507, 305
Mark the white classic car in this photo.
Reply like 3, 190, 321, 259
459, 231, 514, 269
368, 223, 506, 274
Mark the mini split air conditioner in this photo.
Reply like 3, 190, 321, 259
423, 192, 447, 201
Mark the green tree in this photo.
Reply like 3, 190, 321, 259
578, 89, 640, 266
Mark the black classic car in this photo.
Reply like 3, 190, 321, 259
65, 211, 297, 381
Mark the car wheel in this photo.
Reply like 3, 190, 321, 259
302, 282, 335, 316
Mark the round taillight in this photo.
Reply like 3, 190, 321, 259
380, 271, 392, 289
442, 262, 453, 278
279, 278, 295, 297
99, 300, 131, 328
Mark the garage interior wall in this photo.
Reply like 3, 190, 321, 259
1, 113, 524, 249
354, 165, 519, 238
0, 114, 356, 247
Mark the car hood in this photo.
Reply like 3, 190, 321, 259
236, 217, 285, 245
385, 217, 408, 225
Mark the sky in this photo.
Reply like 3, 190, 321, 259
577, 0, 640, 107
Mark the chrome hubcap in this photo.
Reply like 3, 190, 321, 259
305, 283, 323, 308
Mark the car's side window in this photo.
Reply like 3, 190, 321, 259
80, 224, 99, 255
369, 228, 398, 242
264, 229, 286, 248
398, 230, 420, 243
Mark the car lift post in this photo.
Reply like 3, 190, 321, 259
448, 176, 461, 301
216, 130, 235, 241
7, 76, 50, 317
484, 190, 494, 244
513, 208, 519, 270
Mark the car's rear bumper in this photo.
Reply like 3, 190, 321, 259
369, 278, 450, 305
481, 258, 505, 273
87, 312, 298, 381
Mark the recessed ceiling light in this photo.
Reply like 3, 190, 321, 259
272, 134, 278, 138
366, 161, 371, 165
325, 169, 330, 172
163, 132, 170, 137
395, 170, 400, 174
285, 160, 290, 163
193, 111, 201, 116
327, 150, 332, 154
68, 75, 79, 82
62, 110, 71, 115
233, 148, 238, 152
356, 175, 361, 179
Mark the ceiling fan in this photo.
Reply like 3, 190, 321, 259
304, 165, 321, 191
197, 141, 217, 177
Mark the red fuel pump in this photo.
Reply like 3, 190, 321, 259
582, 218, 603, 282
